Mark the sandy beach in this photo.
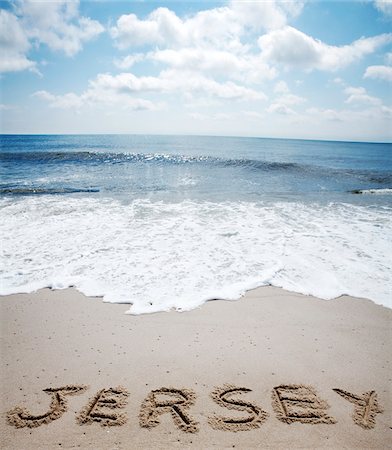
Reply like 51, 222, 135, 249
1, 286, 391, 449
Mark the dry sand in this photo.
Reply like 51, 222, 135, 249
1, 286, 391, 449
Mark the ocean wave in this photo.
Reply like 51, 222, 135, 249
0, 151, 303, 172
3, 151, 391, 190
0, 186, 99, 196
351, 188, 392, 195
0, 197, 390, 313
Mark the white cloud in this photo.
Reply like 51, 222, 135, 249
32, 90, 85, 109
242, 110, 265, 120
107, 1, 392, 123
188, 109, 264, 122
150, 48, 243, 74
110, 1, 304, 50
16, 0, 104, 57
332, 77, 346, 86
148, 48, 276, 83
374, 0, 392, 17
89, 72, 168, 94
32, 82, 159, 111
110, 1, 387, 82
33, 67, 267, 113
110, 10, 163, 48
344, 86, 382, 106
364, 65, 392, 81
0, 103, 17, 111
276, 93, 305, 106
267, 103, 296, 115
114, 54, 144, 70
110, 6, 233, 49
258, 26, 392, 71
0, 9, 36, 73
306, 101, 392, 125
110, 3, 298, 87
37, 88, 157, 111
380, 105, 392, 118
267, 82, 305, 115
90, 70, 267, 101
230, 0, 304, 32
0, 0, 104, 73
188, 112, 209, 121
274, 81, 290, 93
306, 107, 344, 122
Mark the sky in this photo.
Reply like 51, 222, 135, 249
0, 0, 391, 141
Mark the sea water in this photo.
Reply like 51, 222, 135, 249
1, 135, 391, 313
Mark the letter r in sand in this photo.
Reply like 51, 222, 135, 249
7, 385, 88, 428
272, 384, 336, 424
139, 387, 199, 433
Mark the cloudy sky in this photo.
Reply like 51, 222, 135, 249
1, 0, 391, 141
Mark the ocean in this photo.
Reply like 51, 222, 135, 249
1, 134, 391, 313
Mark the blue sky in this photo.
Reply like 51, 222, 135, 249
1, 0, 391, 141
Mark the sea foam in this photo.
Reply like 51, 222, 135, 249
1, 197, 391, 313
352, 188, 392, 195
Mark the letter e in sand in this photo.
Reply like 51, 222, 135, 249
77, 386, 129, 426
272, 384, 336, 424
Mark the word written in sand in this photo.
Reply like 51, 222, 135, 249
6, 384, 383, 433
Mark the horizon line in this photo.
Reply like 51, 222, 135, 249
1, 133, 391, 145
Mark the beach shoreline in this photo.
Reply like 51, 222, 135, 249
1, 286, 391, 449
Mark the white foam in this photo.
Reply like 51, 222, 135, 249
355, 188, 392, 195
0, 197, 391, 313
